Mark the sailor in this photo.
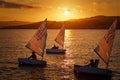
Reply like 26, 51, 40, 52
94, 59, 99, 67
87, 59, 99, 67
88, 59, 95, 67
52, 44, 59, 49
28, 51, 37, 60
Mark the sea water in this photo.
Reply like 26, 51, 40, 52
0, 29, 120, 80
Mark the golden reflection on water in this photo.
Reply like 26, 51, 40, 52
0, 29, 120, 80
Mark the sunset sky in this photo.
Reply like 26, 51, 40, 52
0, 0, 119, 22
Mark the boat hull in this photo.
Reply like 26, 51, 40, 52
46, 49, 66, 54
74, 65, 112, 80
18, 58, 46, 67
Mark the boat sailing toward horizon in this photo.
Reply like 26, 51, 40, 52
46, 24, 66, 54
74, 19, 117, 79
18, 19, 47, 66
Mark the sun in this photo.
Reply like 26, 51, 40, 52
64, 10, 70, 15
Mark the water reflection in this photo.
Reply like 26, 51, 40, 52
0, 29, 120, 79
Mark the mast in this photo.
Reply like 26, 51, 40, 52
55, 24, 65, 49
39, 18, 47, 60
26, 18, 47, 59
94, 19, 117, 68
41, 28, 47, 60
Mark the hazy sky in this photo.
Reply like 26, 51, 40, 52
0, 0, 119, 22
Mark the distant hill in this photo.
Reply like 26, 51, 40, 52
0, 21, 32, 28
0, 16, 120, 29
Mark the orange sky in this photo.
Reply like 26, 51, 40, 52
0, 0, 120, 22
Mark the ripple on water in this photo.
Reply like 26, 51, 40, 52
0, 29, 120, 80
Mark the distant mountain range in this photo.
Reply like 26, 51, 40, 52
0, 21, 31, 28
0, 16, 120, 29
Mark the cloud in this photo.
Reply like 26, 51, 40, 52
0, 0, 35, 8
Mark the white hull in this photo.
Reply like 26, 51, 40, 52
74, 65, 112, 79
46, 49, 66, 54
18, 58, 46, 66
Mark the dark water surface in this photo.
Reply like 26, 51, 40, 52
0, 29, 120, 80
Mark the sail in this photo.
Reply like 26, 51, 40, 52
55, 25, 65, 47
26, 19, 47, 56
94, 19, 117, 64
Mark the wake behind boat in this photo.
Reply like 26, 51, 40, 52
18, 19, 47, 66
74, 19, 117, 79
46, 25, 66, 54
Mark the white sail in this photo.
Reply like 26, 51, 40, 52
26, 19, 47, 56
94, 19, 117, 65
55, 25, 65, 47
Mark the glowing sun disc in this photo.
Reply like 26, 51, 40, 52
64, 10, 70, 15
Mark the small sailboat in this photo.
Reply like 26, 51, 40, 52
46, 25, 66, 54
74, 19, 117, 79
18, 19, 47, 66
